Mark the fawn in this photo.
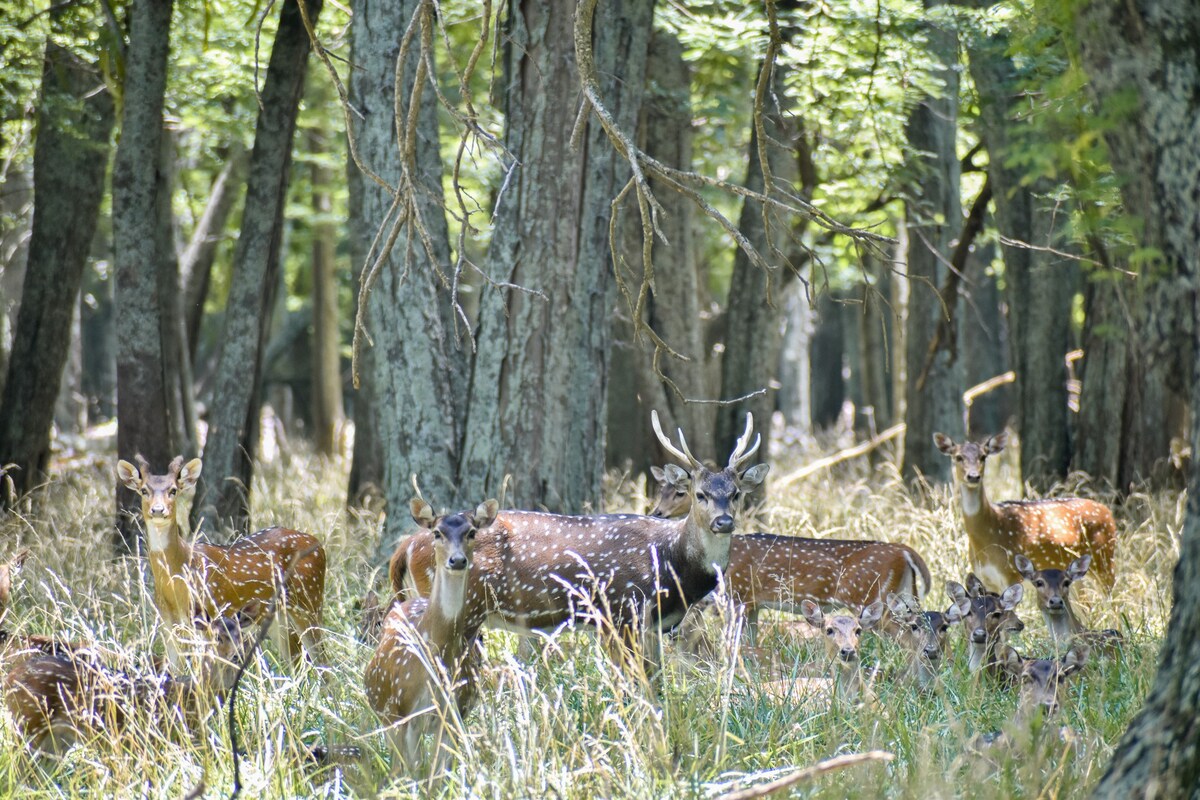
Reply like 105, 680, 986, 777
1014, 554, 1123, 654
646, 464, 931, 643
946, 577, 1025, 675
5, 609, 255, 754
999, 640, 1091, 722
800, 599, 884, 703
885, 593, 962, 687
117, 455, 327, 669
365, 498, 496, 775
388, 411, 768, 669
933, 432, 1117, 593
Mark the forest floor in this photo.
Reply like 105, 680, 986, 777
0, 431, 1177, 798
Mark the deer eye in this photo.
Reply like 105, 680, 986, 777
168, 488, 177, 497
954, 455, 964, 463
695, 492, 706, 502
731, 490, 741, 501
140, 488, 150, 497
1062, 579, 1071, 588
674, 490, 687, 498
1034, 580, 1044, 588
466, 530, 476, 540
854, 627, 862, 636
825, 627, 834, 636
988, 611, 1001, 619
910, 623, 920, 632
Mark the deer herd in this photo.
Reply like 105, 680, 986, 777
0, 414, 1129, 776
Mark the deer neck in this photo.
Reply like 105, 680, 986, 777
834, 661, 864, 702
967, 639, 991, 673
426, 566, 472, 660
680, 514, 731, 574
1043, 601, 1084, 644
146, 516, 194, 622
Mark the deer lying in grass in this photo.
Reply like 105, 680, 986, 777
1, 550, 96, 663
798, 599, 883, 703
885, 593, 962, 688
1000, 640, 1091, 722
388, 412, 768, 670
117, 455, 327, 669
946, 576, 1025, 676
647, 465, 931, 643
933, 432, 1118, 593
4, 609, 255, 754
366, 498, 496, 776
1014, 554, 1123, 655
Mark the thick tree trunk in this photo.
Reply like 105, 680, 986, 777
859, 254, 895, 431
459, 0, 652, 511
193, 0, 321, 533
810, 292, 846, 430
0, 33, 114, 507
901, 0, 962, 483
347, 0, 466, 554
0, 164, 34, 392
1076, 1, 1200, 795
307, 126, 344, 456
778, 281, 813, 430
606, 28, 709, 472
716, 66, 800, 457
966, 11, 1072, 489
81, 257, 116, 421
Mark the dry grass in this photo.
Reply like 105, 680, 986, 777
0, 438, 1176, 798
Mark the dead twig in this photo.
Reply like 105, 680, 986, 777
712, 751, 895, 800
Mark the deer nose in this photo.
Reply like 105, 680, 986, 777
650, 509, 667, 519
446, 554, 468, 571
710, 515, 734, 534
1039, 700, 1060, 717
923, 645, 940, 661
838, 647, 857, 662
149, 502, 167, 517
965, 472, 981, 483
971, 628, 987, 644
1048, 597, 1064, 610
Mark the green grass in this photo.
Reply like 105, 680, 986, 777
0, 442, 1174, 798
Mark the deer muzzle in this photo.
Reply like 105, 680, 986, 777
710, 515, 734, 534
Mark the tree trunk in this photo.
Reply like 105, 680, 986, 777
0, 28, 114, 506
346, 0, 466, 554
859, 254, 895, 431
0, 163, 33, 398
1076, 1, 1200, 795
966, 10, 1072, 489
112, 0, 178, 549
961, 237, 1010, 437
459, 0, 652, 511
193, 0, 322, 534
901, 0, 962, 484
716, 65, 801, 458
810, 292, 846, 430
81, 257, 116, 421
606, 27, 710, 472
307, 125, 344, 456
778, 281, 813, 431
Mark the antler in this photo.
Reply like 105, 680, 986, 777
727, 413, 760, 470
134, 454, 152, 476
651, 410, 702, 470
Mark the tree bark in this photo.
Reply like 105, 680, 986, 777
307, 125, 344, 456
459, 0, 652, 511
778, 281, 813, 431
606, 28, 710, 472
810, 292, 846, 430
1076, 1, 1200, 795
192, 0, 322, 534
716, 65, 801, 458
0, 29, 114, 507
961, 237, 1010, 437
858, 255, 895, 432
346, 0, 466, 554
901, 0, 962, 483
966, 8, 1072, 489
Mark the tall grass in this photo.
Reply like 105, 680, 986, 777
0, 441, 1175, 798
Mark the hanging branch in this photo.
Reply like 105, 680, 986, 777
914, 175, 993, 392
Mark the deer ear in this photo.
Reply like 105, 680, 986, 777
945, 580, 967, 603
1062, 643, 1090, 676
8, 549, 29, 574
1001, 583, 1024, 609
663, 464, 689, 484
117, 459, 142, 491
1068, 555, 1092, 580
472, 499, 500, 529
410, 498, 437, 529
650, 466, 666, 483
946, 598, 971, 624
1013, 554, 1035, 579
966, 573, 988, 598
178, 458, 203, 489
801, 599, 823, 627
236, 600, 264, 628
1001, 647, 1025, 676
985, 431, 1009, 455
860, 601, 884, 629
932, 433, 955, 454
739, 463, 770, 488
885, 592, 906, 616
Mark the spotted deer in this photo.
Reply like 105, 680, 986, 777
1013, 554, 1123, 654
646, 466, 930, 643
933, 432, 1117, 593
885, 593, 962, 688
1, 551, 94, 663
388, 412, 768, 666
946, 578, 1025, 675
999, 640, 1090, 721
800, 599, 883, 702
365, 498, 495, 775
117, 455, 327, 669
5, 609, 255, 753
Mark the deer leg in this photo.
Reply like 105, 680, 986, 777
743, 604, 760, 647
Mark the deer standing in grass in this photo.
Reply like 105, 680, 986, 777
946, 577, 1025, 675
1014, 554, 1123, 654
389, 412, 768, 668
648, 465, 931, 643
117, 455, 326, 669
933, 432, 1117, 593
5, 609, 255, 753
366, 498, 496, 775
